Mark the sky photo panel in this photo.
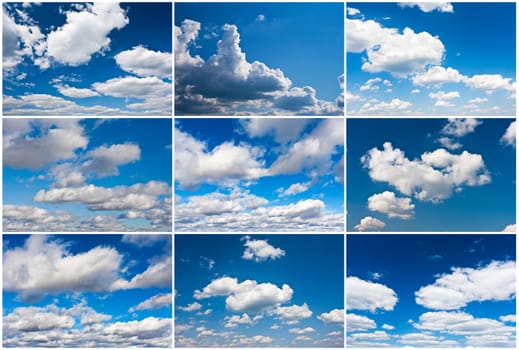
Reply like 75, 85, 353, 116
3, 234, 172, 347
3, 118, 172, 232
3, 2, 172, 115
175, 2, 344, 116
175, 234, 344, 347
347, 234, 516, 347
175, 118, 344, 232
347, 2, 516, 116
347, 118, 516, 232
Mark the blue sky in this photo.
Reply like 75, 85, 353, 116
3, 2, 172, 115
175, 118, 344, 232
175, 234, 344, 347
3, 118, 172, 232
347, 234, 516, 347
347, 118, 516, 232
347, 2, 516, 115
3, 234, 172, 347
175, 2, 344, 115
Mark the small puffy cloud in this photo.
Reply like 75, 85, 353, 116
278, 181, 312, 197
92, 76, 171, 98
224, 313, 262, 328
82, 143, 141, 177
115, 46, 172, 78
45, 3, 129, 66
367, 191, 415, 219
242, 236, 285, 262
347, 330, 390, 347
435, 100, 454, 107
177, 302, 202, 312
499, 315, 516, 323
398, 332, 460, 347
347, 313, 376, 332
347, 7, 361, 16
399, 2, 453, 13
360, 77, 382, 91
415, 260, 516, 310
437, 137, 462, 150
289, 327, 315, 334
55, 84, 100, 98
428, 90, 460, 100
3, 118, 88, 170
500, 121, 516, 147
441, 118, 481, 137
274, 303, 313, 324
411, 89, 420, 94
502, 224, 516, 232
361, 142, 490, 202
412, 66, 464, 86
347, 276, 398, 312
354, 216, 386, 231
129, 293, 172, 312
194, 277, 293, 313
111, 256, 171, 290
359, 98, 411, 114
382, 324, 395, 330
464, 74, 515, 91
317, 309, 345, 324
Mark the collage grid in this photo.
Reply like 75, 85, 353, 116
0, 0, 517, 349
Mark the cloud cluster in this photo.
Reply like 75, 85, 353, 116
194, 277, 293, 313
361, 142, 490, 203
415, 260, 516, 310
175, 19, 342, 115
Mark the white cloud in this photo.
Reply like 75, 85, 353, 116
3, 118, 87, 170
175, 128, 267, 189
82, 143, 141, 177
347, 314, 376, 332
347, 7, 361, 16
382, 324, 395, 330
411, 89, 420, 94
437, 137, 462, 150
367, 191, 415, 219
274, 303, 313, 324
224, 313, 262, 328
347, 330, 390, 347
45, 3, 129, 66
468, 97, 488, 104
359, 98, 411, 114
399, 2, 453, 13
3, 235, 122, 301
268, 118, 344, 176
278, 181, 312, 197
111, 256, 171, 290
360, 77, 382, 91
92, 76, 171, 99
242, 236, 285, 262
347, 18, 444, 77
412, 311, 515, 336
398, 332, 460, 347
55, 84, 100, 98
464, 74, 515, 91
177, 302, 202, 312
500, 121, 516, 147
412, 66, 464, 86
465, 334, 516, 347
102, 317, 171, 345
4, 305, 75, 332
499, 315, 516, 323
415, 260, 516, 310
317, 309, 345, 324
361, 142, 490, 202
129, 293, 172, 312
354, 216, 386, 231
289, 327, 315, 334
347, 276, 398, 312
428, 90, 460, 100
115, 46, 171, 78
435, 100, 454, 107
502, 224, 516, 232
194, 277, 293, 313
441, 118, 481, 137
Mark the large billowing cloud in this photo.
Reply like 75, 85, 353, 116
361, 142, 490, 203
346, 276, 398, 312
175, 19, 342, 115
415, 260, 516, 310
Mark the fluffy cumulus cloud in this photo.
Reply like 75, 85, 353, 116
367, 191, 415, 219
175, 19, 341, 115
177, 302, 202, 312
274, 303, 313, 324
3, 235, 171, 303
500, 121, 516, 147
412, 66, 464, 86
415, 260, 516, 310
318, 309, 345, 324
347, 277, 398, 312
240, 118, 312, 143
347, 17, 444, 77
441, 118, 481, 137
354, 216, 386, 231
359, 98, 412, 114
115, 46, 171, 78
3, 118, 87, 169
361, 142, 490, 203
194, 277, 293, 313
242, 236, 285, 262
347, 314, 376, 332
175, 128, 267, 189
